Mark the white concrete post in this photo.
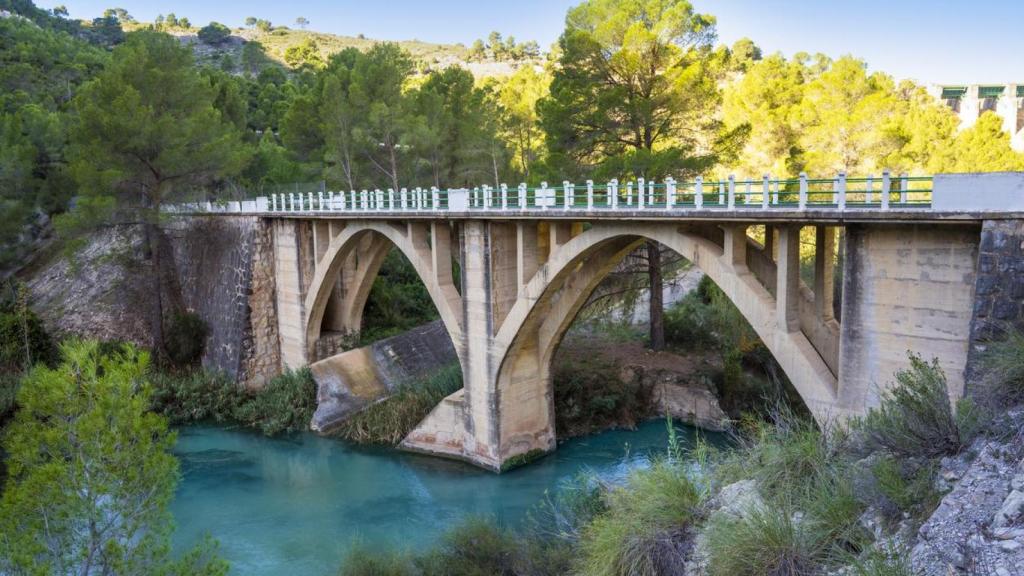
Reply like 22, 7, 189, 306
471, 187, 478, 208
329, 191, 335, 211
900, 172, 909, 204
626, 181, 633, 206
744, 179, 751, 204
637, 178, 646, 209
540, 182, 549, 210
350, 190, 356, 211
339, 190, 346, 211
432, 186, 440, 209
865, 174, 874, 204
798, 173, 808, 210
308, 192, 314, 211
881, 171, 891, 211
610, 179, 618, 208
378, 189, 385, 210
718, 181, 725, 206
518, 183, 527, 209
649, 180, 655, 207
361, 190, 368, 210
665, 177, 676, 209
388, 189, 395, 210
400, 187, 407, 209
271, 194, 278, 211
727, 175, 736, 210
762, 174, 770, 209
695, 176, 704, 209
586, 180, 594, 209
837, 172, 847, 211
318, 191, 324, 211
298, 193, 304, 211
482, 185, 490, 209
563, 181, 572, 210
500, 184, 508, 210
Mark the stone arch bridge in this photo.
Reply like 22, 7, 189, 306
189, 172, 1024, 471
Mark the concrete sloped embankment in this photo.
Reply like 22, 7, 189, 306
309, 320, 457, 433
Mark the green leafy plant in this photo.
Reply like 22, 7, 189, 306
858, 354, 982, 459
705, 502, 832, 576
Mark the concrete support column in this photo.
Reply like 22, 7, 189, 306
776, 225, 801, 332
490, 223, 519, 333
460, 221, 499, 464
516, 222, 539, 295
550, 221, 573, 249
722, 224, 749, 270
814, 226, 835, 322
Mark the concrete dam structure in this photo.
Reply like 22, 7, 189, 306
181, 171, 1024, 472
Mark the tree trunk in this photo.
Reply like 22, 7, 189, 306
144, 220, 166, 360
646, 240, 665, 351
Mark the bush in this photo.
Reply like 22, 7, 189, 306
417, 518, 519, 576
150, 367, 317, 436
334, 364, 462, 445
164, 311, 209, 367
552, 353, 646, 439
339, 545, 415, 576
978, 326, 1024, 404
576, 461, 703, 576
233, 368, 318, 435
847, 546, 915, 576
705, 502, 832, 576
857, 354, 982, 459
0, 288, 58, 373
197, 22, 231, 44
868, 456, 941, 523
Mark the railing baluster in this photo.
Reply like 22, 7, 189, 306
798, 173, 808, 210
501, 184, 508, 210
518, 183, 527, 210
881, 170, 891, 211
665, 177, 676, 209
837, 172, 847, 211
637, 177, 645, 209
727, 175, 736, 210
610, 179, 618, 208
762, 174, 770, 209
563, 181, 573, 210
900, 172, 908, 204
587, 180, 594, 209
695, 176, 703, 209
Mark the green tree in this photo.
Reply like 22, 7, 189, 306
198, 21, 231, 45
62, 31, 249, 355
295, 16, 309, 29
348, 43, 416, 191
244, 16, 257, 28
496, 66, 549, 181
284, 37, 324, 69
730, 37, 761, 71
539, 0, 747, 350
319, 48, 363, 189
0, 340, 227, 575
932, 112, 1024, 173
469, 39, 486, 61
241, 40, 268, 75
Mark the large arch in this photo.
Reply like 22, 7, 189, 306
303, 221, 464, 363
487, 222, 839, 460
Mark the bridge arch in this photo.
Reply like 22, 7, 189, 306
487, 222, 839, 460
303, 221, 464, 362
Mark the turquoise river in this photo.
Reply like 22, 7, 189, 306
171, 420, 718, 575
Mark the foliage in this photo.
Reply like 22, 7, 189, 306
0, 340, 226, 575
576, 461, 704, 576
868, 456, 941, 523
339, 545, 416, 576
705, 501, 833, 576
857, 354, 982, 459
552, 351, 647, 438
978, 325, 1024, 404
418, 518, 520, 576
333, 364, 462, 445
164, 311, 209, 367
198, 21, 232, 45
284, 37, 325, 69
360, 250, 441, 343
151, 367, 317, 436
0, 283, 58, 373
539, 0, 747, 180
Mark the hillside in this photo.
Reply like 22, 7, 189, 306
126, 21, 541, 79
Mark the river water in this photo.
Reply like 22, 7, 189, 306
171, 420, 717, 575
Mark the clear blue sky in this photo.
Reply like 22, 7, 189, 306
39, 0, 1024, 85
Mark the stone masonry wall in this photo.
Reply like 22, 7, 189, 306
239, 220, 282, 389
964, 219, 1024, 395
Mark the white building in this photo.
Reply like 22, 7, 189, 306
928, 84, 1024, 152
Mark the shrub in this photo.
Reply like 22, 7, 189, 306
552, 353, 646, 439
868, 456, 941, 523
149, 369, 236, 423
339, 545, 415, 576
0, 287, 58, 373
857, 354, 982, 459
978, 326, 1024, 404
197, 21, 231, 45
234, 368, 317, 435
576, 461, 703, 576
705, 502, 831, 576
334, 364, 462, 445
417, 518, 519, 576
164, 311, 209, 367
847, 546, 915, 576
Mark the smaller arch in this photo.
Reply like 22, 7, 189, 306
303, 221, 464, 363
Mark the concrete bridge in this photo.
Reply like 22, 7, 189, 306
187, 171, 1024, 471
